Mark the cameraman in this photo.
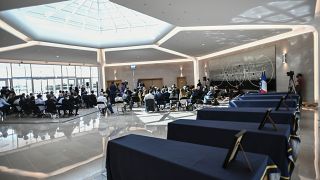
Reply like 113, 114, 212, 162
295, 73, 304, 107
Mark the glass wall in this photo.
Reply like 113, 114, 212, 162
0, 63, 99, 95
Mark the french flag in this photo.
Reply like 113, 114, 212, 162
259, 71, 267, 94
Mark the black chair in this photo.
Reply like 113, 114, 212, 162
97, 101, 106, 115
131, 96, 141, 107
34, 104, 46, 117
145, 99, 156, 112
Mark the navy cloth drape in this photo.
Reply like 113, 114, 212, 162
167, 119, 293, 179
196, 108, 299, 134
106, 134, 278, 180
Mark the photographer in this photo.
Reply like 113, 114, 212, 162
295, 73, 304, 107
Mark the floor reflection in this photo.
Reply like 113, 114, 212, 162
0, 108, 317, 180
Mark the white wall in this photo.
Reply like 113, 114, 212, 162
105, 62, 194, 89
198, 33, 315, 102
275, 33, 314, 102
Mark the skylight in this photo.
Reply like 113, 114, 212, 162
0, 0, 174, 48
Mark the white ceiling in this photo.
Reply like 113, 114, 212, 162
0, 0, 173, 48
160, 29, 291, 57
0, 0, 317, 65
111, 0, 316, 26
0, 28, 25, 47
0, 45, 98, 64
105, 48, 185, 63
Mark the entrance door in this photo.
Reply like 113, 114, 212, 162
139, 78, 163, 89
77, 78, 90, 87
177, 77, 187, 89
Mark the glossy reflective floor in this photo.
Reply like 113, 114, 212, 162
0, 107, 318, 180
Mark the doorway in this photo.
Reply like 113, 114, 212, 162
138, 78, 163, 89
77, 78, 90, 87
177, 77, 187, 89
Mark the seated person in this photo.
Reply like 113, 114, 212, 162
144, 90, 155, 112
179, 86, 188, 99
72, 93, 81, 116
35, 94, 46, 112
154, 88, 165, 110
203, 86, 214, 104
97, 92, 114, 115
68, 94, 78, 116
82, 92, 90, 108
131, 89, 141, 107
191, 86, 203, 104
45, 94, 57, 114
0, 95, 10, 116
115, 93, 124, 103
20, 94, 33, 115
123, 88, 133, 110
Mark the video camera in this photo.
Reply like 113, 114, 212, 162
286, 71, 294, 79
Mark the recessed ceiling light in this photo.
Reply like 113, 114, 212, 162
56, 55, 60, 58
201, 43, 206, 46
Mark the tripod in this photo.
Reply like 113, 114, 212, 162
288, 75, 296, 94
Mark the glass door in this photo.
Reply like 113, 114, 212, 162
33, 79, 48, 94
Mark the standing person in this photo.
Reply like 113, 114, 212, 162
295, 73, 304, 107
109, 81, 117, 105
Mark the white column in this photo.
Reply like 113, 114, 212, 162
97, 49, 106, 91
311, 17, 320, 105
193, 58, 199, 86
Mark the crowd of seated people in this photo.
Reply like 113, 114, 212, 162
0, 86, 105, 119
105, 80, 243, 112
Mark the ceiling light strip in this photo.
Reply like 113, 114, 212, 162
156, 27, 181, 45
104, 59, 192, 67
178, 25, 306, 31
153, 46, 193, 59
104, 45, 156, 52
37, 41, 97, 51
0, 19, 30, 41
197, 26, 315, 61
0, 41, 38, 53
0, 58, 98, 66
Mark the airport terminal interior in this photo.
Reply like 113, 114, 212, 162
0, 0, 319, 179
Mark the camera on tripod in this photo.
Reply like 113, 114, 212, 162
286, 71, 294, 78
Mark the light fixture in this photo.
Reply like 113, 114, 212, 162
282, 52, 287, 64
114, 69, 117, 80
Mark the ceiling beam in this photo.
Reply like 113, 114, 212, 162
0, 19, 30, 41
0, 41, 38, 53
38, 41, 98, 51
104, 59, 192, 67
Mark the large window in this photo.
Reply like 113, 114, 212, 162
11, 64, 31, 77
0, 63, 11, 78
32, 65, 54, 77
12, 79, 32, 94
2, 63, 99, 95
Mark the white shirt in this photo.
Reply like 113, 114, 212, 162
144, 93, 154, 101
35, 98, 45, 111
97, 96, 107, 108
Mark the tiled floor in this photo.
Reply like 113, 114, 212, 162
0, 107, 318, 180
